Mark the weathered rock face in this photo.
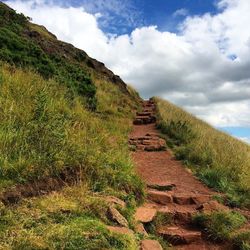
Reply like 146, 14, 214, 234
107, 207, 129, 228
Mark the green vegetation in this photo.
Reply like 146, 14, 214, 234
232, 231, 250, 250
0, 186, 139, 249
155, 97, 250, 208
0, 3, 145, 249
0, 2, 96, 109
193, 211, 246, 242
0, 63, 143, 248
0, 63, 143, 195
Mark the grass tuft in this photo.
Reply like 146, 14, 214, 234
193, 211, 246, 242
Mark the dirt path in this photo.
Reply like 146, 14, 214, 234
130, 100, 229, 250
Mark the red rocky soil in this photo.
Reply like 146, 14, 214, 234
130, 100, 231, 250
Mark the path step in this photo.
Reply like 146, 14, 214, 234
140, 239, 163, 250
133, 115, 156, 125
147, 190, 212, 206
147, 190, 173, 205
136, 112, 153, 116
157, 204, 197, 224
129, 136, 166, 151
135, 206, 157, 223
157, 226, 202, 245
173, 194, 211, 205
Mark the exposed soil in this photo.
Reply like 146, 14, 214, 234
0, 167, 80, 205
130, 100, 231, 250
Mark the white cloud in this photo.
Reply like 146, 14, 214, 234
239, 137, 250, 144
4, 0, 250, 128
173, 8, 189, 17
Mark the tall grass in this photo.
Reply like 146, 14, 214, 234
155, 97, 250, 208
0, 62, 143, 249
0, 63, 143, 198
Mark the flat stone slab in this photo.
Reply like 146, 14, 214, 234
141, 239, 163, 250
147, 190, 173, 205
135, 206, 157, 223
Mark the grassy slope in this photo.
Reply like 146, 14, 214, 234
0, 63, 143, 249
0, 3, 144, 249
155, 97, 250, 208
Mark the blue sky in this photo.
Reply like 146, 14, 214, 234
4, 0, 250, 143
52, 0, 219, 34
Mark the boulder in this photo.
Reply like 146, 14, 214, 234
107, 206, 129, 228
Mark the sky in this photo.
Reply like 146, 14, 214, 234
3, 0, 250, 144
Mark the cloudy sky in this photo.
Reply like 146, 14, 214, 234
4, 0, 250, 143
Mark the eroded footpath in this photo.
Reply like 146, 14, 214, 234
130, 100, 230, 250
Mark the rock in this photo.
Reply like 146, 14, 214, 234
107, 206, 129, 227
107, 226, 134, 235
140, 239, 163, 250
147, 190, 173, 205
158, 226, 202, 245
191, 195, 211, 206
135, 223, 148, 235
147, 183, 176, 191
135, 207, 157, 223
173, 194, 193, 205
105, 196, 126, 208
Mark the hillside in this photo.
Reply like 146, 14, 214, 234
0, 3, 144, 249
0, 2, 249, 250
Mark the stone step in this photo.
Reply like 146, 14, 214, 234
147, 190, 212, 206
133, 115, 156, 125
173, 194, 211, 206
135, 206, 157, 223
157, 226, 202, 245
157, 204, 198, 224
143, 108, 155, 112
147, 190, 173, 205
140, 239, 163, 250
136, 112, 153, 116
129, 136, 166, 151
